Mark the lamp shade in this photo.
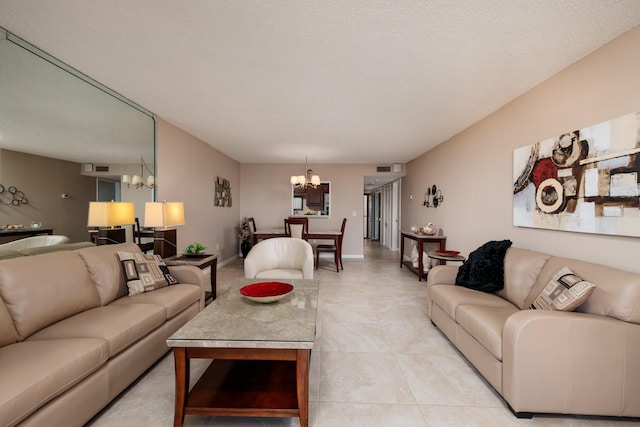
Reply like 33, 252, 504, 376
87, 202, 135, 227
144, 202, 185, 229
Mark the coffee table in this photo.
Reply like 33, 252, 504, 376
166, 278, 318, 427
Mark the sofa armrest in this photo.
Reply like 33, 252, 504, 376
425, 265, 459, 317
503, 310, 640, 417
168, 265, 206, 311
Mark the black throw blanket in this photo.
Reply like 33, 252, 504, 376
455, 240, 512, 293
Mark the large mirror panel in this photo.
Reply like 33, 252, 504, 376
0, 28, 155, 243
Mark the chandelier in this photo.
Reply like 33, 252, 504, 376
122, 156, 155, 189
290, 157, 320, 189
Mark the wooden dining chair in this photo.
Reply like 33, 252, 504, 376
135, 217, 154, 253
315, 218, 347, 272
284, 217, 309, 240
247, 217, 257, 233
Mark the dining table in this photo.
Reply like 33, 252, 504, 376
252, 228, 343, 265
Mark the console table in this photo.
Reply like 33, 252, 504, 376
164, 253, 218, 302
400, 230, 446, 281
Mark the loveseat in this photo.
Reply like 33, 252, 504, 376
426, 246, 640, 418
0, 242, 206, 426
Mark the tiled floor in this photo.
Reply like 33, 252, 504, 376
88, 241, 639, 426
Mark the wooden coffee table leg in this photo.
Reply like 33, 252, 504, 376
173, 348, 189, 427
296, 349, 310, 427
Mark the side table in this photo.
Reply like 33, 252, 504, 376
427, 251, 466, 266
165, 253, 218, 303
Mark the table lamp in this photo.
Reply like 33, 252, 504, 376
87, 201, 135, 245
144, 201, 185, 258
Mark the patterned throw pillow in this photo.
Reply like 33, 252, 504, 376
530, 266, 595, 311
118, 251, 178, 296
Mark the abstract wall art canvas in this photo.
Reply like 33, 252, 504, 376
513, 112, 640, 237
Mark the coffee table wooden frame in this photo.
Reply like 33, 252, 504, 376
172, 346, 310, 427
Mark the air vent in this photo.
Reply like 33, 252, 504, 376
95, 165, 109, 172
376, 166, 391, 172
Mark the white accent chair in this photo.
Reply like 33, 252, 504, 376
0, 235, 70, 251
244, 237, 314, 279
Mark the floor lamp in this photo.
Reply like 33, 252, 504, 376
144, 202, 185, 258
87, 202, 135, 245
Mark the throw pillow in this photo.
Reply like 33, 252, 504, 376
530, 266, 595, 311
118, 251, 178, 296
455, 239, 512, 293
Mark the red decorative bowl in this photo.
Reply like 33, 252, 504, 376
240, 282, 294, 303
434, 250, 460, 257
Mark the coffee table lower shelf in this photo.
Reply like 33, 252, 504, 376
187, 359, 299, 417
173, 347, 310, 427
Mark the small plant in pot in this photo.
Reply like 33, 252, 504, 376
184, 242, 206, 256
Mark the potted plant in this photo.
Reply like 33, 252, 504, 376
234, 218, 252, 257
184, 242, 206, 256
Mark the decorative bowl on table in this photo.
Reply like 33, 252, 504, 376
434, 250, 460, 257
240, 282, 294, 303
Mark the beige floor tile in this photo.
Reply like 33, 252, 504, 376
318, 352, 415, 404
319, 402, 427, 427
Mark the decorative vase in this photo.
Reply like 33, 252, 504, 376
241, 240, 252, 258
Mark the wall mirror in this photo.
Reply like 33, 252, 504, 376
291, 182, 331, 217
0, 28, 155, 242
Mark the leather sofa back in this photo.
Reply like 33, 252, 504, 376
525, 256, 640, 324
0, 251, 101, 340
77, 243, 140, 306
0, 295, 18, 346
496, 248, 551, 309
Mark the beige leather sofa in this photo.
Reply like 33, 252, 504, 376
426, 247, 640, 418
244, 237, 314, 279
0, 242, 206, 426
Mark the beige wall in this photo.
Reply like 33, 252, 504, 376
0, 149, 95, 242
403, 25, 640, 273
240, 163, 395, 257
156, 119, 241, 262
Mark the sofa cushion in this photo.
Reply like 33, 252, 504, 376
430, 284, 517, 320
0, 338, 108, 426
456, 304, 519, 360
527, 256, 640, 324
27, 304, 165, 357
530, 266, 595, 311
78, 242, 141, 305
496, 247, 551, 309
118, 251, 178, 296
0, 251, 101, 340
455, 240, 512, 293
110, 284, 201, 319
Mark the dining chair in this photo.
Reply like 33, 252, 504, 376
247, 217, 257, 233
135, 217, 154, 253
315, 218, 347, 272
284, 217, 309, 240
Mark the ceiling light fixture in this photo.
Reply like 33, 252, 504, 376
290, 156, 320, 189
122, 156, 155, 189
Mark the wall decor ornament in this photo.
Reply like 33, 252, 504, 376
0, 185, 28, 206
214, 177, 232, 207
423, 185, 444, 207
513, 111, 640, 237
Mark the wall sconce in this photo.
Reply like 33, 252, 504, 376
423, 185, 444, 208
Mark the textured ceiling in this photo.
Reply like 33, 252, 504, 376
1, 1, 639, 165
